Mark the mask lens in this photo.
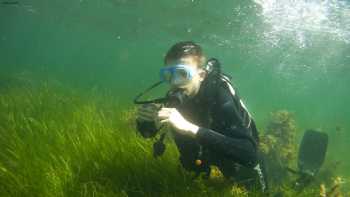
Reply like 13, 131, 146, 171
174, 68, 188, 82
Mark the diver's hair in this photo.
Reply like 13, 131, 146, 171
164, 41, 206, 67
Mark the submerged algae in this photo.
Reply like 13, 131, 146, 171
320, 176, 347, 197
258, 110, 350, 196
260, 110, 298, 184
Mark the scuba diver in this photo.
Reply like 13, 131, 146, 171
135, 41, 268, 193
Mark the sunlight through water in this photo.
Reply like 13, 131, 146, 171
254, 0, 350, 48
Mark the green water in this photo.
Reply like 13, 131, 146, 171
1, 0, 349, 193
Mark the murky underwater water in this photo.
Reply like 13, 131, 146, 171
0, 0, 349, 194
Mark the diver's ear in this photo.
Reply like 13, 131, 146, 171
198, 69, 206, 82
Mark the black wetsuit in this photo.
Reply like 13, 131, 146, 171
136, 74, 268, 192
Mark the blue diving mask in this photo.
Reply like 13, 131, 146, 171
160, 64, 196, 86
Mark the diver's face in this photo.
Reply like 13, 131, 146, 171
166, 56, 206, 97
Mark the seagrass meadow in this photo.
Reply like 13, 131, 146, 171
0, 82, 262, 197
0, 81, 342, 197
1, 0, 350, 196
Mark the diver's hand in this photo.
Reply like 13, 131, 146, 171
158, 108, 199, 135
137, 104, 162, 128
